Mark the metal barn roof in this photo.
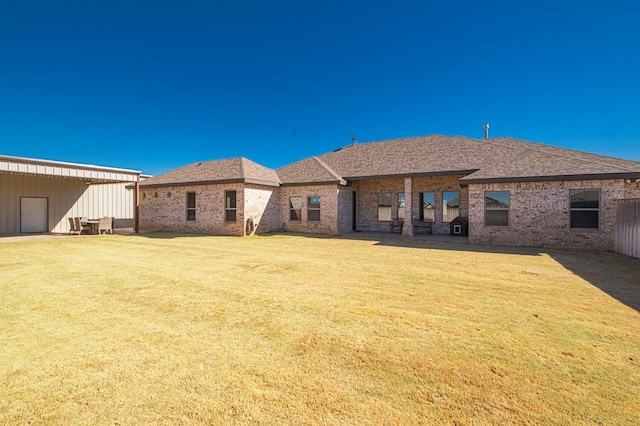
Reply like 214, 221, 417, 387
0, 154, 142, 184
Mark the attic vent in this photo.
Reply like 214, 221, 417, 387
483, 123, 490, 139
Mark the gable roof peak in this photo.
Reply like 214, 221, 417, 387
139, 156, 279, 188
311, 156, 345, 183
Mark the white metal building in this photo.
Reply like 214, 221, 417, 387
0, 155, 142, 235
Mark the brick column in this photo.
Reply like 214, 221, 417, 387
402, 177, 414, 236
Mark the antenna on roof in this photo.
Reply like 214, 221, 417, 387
483, 123, 490, 139
351, 134, 358, 144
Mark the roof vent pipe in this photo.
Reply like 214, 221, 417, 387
483, 123, 490, 139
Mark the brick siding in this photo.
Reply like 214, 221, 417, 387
355, 176, 467, 234
337, 187, 354, 232
244, 185, 280, 235
468, 179, 640, 250
139, 176, 640, 251
139, 183, 245, 235
279, 185, 340, 234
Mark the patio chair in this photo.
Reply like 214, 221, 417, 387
74, 217, 91, 235
68, 217, 79, 234
98, 217, 113, 234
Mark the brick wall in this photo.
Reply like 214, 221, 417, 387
337, 187, 354, 233
139, 183, 245, 235
411, 175, 468, 234
244, 185, 280, 235
356, 178, 403, 232
468, 179, 640, 250
279, 184, 340, 234
624, 180, 640, 199
139, 177, 640, 248
355, 175, 466, 233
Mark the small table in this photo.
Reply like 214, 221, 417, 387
82, 220, 99, 235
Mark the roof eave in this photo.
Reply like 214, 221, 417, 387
280, 179, 347, 187
461, 172, 640, 186
140, 178, 245, 188
140, 177, 281, 188
244, 178, 281, 187
344, 170, 478, 181
0, 154, 142, 175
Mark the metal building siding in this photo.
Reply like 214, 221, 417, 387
63, 183, 134, 232
0, 156, 140, 183
0, 173, 135, 234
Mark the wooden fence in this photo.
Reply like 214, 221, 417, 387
614, 199, 640, 259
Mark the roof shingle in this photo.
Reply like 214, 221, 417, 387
140, 157, 280, 188
314, 135, 640, 184
141, 135, 640, 188
277, 156, 347, 185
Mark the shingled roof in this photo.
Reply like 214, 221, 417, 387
140, 157, 280, 188
141, 135, 640, 188
312, 135, 640, 185
277, 156, 347, 185
316, 135, 485, 180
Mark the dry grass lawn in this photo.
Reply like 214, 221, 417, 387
1, 232, 639, 425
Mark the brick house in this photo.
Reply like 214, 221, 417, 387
139, 135, 640, 250
139, 157, 281, 235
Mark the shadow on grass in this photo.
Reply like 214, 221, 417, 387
546, 250, 640, 313
129, 231, 221, 239
128, 231, 640, 313
260, 230, 543, 256
259, 231, 640, 313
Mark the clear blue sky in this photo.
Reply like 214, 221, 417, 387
1, 1, 639, 175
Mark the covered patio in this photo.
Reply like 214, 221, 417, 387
0, 154, 142, 235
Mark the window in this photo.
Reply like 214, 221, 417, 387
485, 191, 509, 227
225, 191, 236, 222
397, 193, 406, 221
442, 191, 460, 222
378, 193, 392, 221
308, 196, 320, 221
419, 192, 435, 221
186, 192, 196, 221
570, 189, 599, 229
290, 197, 302, 220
